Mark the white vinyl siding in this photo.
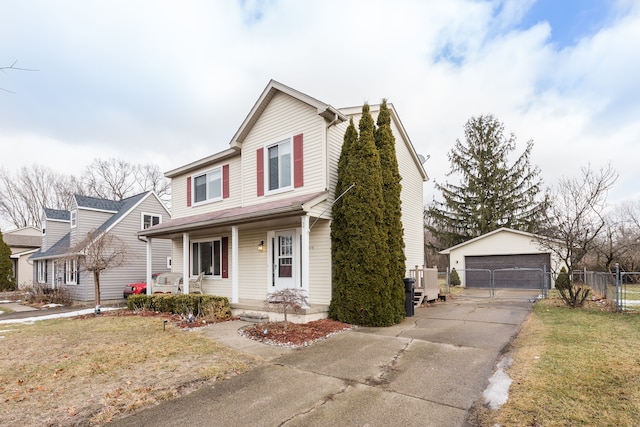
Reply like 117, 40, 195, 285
307, 219, 332, 305
242, 92, 325, 206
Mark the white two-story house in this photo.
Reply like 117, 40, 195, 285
139, 80, 428, 319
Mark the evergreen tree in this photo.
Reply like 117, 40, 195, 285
330, 104, 393, 326
426, 114, 543, 249
375, 100, 405, 323
0, 230, 15, 291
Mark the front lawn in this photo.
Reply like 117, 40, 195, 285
477, 297, 640, 426
0, 313, 259, 425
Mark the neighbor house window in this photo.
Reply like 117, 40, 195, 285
267, 138, 292, 192
65, 259, 77, 285
193, 167, 222, 204
70, 210, 77, 228
142, 213, 161, 229
191, 239, 221, 277
37, 261, 46, 283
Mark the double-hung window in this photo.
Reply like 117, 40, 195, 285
65, 259, 77, 285
192, 239, 221, 277
267, 139, 292, 192
70, 210, 77, 228
37, 261, 46, 283
142, 213, 161, 229
193, 168, 222, 204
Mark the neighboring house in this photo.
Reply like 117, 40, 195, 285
30, 192, 172, 302
440, 227, 565, 289
139, 80, 428, 320
3, 226, 41, 288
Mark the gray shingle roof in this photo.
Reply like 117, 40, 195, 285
44, 208, 70, 221
75, 195, 124, 212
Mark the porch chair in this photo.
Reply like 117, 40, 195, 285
190, 272, 204, 294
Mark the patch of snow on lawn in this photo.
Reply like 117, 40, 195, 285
483, 355, 513, 410
0, 307, 120, 325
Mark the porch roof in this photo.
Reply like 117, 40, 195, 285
139, 191, 329, 238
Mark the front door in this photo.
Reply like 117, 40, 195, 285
273, 230, 296, 290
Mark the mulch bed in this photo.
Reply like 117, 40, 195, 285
241, 319, 354, 348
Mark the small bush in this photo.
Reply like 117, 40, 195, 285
127, 294, 232, 320
555, 267, 590, 308
24, 284, 72, 305
450, 268, 461, 286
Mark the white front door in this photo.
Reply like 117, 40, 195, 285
272, 230, 296, 290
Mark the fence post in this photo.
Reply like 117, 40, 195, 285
615, 263, 621, 312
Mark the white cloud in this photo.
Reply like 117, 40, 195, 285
1, 0, 639, 212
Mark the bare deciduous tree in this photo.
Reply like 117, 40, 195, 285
69, 230, 128, 313
0, 159, 171, 230
265, 288, 309, 330
537, 164, 618, 307
0, 165, 79, 229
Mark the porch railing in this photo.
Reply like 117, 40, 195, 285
407, 265, 439, 305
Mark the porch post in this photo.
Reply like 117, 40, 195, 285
231, 225, 239, 303
145, 237, 152, 295
182, 232, 190, 294
301, 215, 310, 294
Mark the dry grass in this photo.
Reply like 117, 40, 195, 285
0, 313, 260, 426
478, 297, 640, 426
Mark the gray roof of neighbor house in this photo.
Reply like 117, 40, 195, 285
44, 208, 70, 221
32, 192, 156, 261
75, 194, 124, 212
30, 232, 71, 260
97, 192, 149, 232
3, 234, 41, 248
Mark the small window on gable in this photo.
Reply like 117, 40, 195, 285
267, 138, 292, 193
193, 167, 222, 204
70, 210, 77, 228
142, 213, 161, 230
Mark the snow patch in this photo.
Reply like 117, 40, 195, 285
483, 355, 513, 410
0, 307, 120, 325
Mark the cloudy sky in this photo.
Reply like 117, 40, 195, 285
2, 0, 639, 210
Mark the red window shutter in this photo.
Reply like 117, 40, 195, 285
186, 176, 192, 207
222, 164, 230, 199
222, 237, 229, 278
256, 148, 264, 196
293, 133, 304, 188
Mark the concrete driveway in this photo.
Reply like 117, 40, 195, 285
112, 290, 538, 427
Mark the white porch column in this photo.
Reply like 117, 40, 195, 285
301, 215, 310, 295
231, 225, 239, 303
182, 232, 190, 294
145, 237, 153, 295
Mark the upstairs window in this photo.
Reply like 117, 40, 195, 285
191, 165, 229, 206
70, 210, 77, 228
267, 139, 292, 192
142, 213, 161, 229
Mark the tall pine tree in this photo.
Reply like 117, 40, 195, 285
375, 100, 405, 323
330, 104, 394, 326
426, 114, 543, 249
0, 230, 15, 291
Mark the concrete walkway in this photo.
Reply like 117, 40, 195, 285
112, 290, 538, 427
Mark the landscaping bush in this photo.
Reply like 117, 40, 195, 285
450, 268, 461, 286
24, 284, 72, 305
127, 294, 232, 320
555, 266, 590, 308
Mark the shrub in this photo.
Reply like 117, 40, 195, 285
127, 294, 232, 320
24, 284, 72, 305
555, 266, 590, 308
450, 268, 461, 286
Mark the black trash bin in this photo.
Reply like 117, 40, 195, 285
403, 277, 415, 317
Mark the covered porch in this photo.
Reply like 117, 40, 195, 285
138, 192, 332, 322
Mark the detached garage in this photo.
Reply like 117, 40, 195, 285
440, 228, 564, 289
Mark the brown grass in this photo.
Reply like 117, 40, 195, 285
477, 297, 640, 426
0, 313, 260, 425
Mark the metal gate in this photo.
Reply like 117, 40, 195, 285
614, 264, 640, 312
450, 267, 550, 299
